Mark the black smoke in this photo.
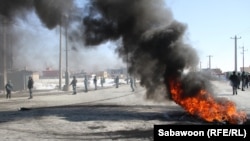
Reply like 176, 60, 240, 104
0, 0, 74, 29
0, 0, 212, 100
81, 0, 208, 100
0, 0, 33, 20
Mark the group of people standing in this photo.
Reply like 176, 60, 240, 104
69, 75, 136, 94
5, 75, 136, 98
92, 76, 105, 90
5, 76, 34, 99
229, 71, 249, 95
69, 75, 100, 94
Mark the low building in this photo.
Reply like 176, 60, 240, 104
95, 71, 108, 78
106, 68, 127, 78
240, 66, 250, 73
0, 70, 39, 91
42, 67, 59, 78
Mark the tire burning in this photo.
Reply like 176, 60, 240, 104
167, 75, 247, 124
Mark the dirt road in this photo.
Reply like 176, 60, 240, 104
0, 81, 249, 141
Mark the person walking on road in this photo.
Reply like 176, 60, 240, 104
28, 76, 34, 99
130, 77, 135, 92
133, 76, 137, 88
70, 76, 77, 94
5, 80, 13, 99
237, 72, 241, 89
84, 75, 88, 92
115, 76, 119, 88
245, 75, 249, 89
100, 77, 105, 88
229, 71, 240, 95
93, 76, 97, 90
241, 71, 246, 91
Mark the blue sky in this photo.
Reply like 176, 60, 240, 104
165, 0, 250, 72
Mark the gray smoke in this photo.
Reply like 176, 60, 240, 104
0, 0, 77, 71
0, 0, 213, 101
80, 0, 210, 100
0, 0, 74, 29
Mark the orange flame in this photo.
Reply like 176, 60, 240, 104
169, 78, 247, 124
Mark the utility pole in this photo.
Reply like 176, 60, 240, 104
199, 61, 202, 71
207, 55, 212, 70
240, 46, 247, 72
63, 14, 70, 91
126, 48, 129, 84
231, 35, 241, 72
1, 17, 7, 94
8, 30, 13, 71
58, 16, 62, 90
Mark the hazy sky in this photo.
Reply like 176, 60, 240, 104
12, 10, 125, 73
9, 0, 250, 73
165, 0, 250, 72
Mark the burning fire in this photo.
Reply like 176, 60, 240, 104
168, 78, 247, 124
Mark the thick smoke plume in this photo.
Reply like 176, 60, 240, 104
82, 0, 201, 100
0, 0, 209, 100
0, 0, 74, 29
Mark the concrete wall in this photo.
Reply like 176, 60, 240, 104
0, 70, 38, 91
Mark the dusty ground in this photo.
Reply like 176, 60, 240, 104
0, 80, 249, 141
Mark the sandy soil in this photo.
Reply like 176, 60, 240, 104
0, 80, 249, 141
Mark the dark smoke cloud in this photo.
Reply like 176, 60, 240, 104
0, 0, 33, 20
0, 0, 74, 29
0, 0, 206, 101
33, 0, 74, 29
82, 0, 201, 100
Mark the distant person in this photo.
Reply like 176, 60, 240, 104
241, 71, 246, 91
245, 75, 249, 89
133, 76, 137, 88
5, 80, 13, 99
28, 76, 34, 99
229, 71, 240, 95
115, 76, 119, 88
84, 75, 88, 92
70, 76, 77, 94
100, 77, 105, 88
93, 76, 97, 90
130, 77, 135, 92
237, 72, 241, 89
